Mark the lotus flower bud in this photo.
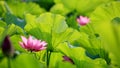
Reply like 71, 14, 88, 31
63, 56, 74, 64
2, 36, 14, 57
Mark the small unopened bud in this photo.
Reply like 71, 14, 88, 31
2, 36, 14, 57
63, 56, 74, 64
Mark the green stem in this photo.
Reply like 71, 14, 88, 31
47, 50, 49, 68
87, 24, 95, 35
48, 51, 51, 64
7, 57, 11, 68
46, 50, 52, 68
31, 52, 38, 60
4, 1, 12, 14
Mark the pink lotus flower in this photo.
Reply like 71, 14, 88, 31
77, 16, 90, 26
19, 36, 47, 52
63, 56, 74, 64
